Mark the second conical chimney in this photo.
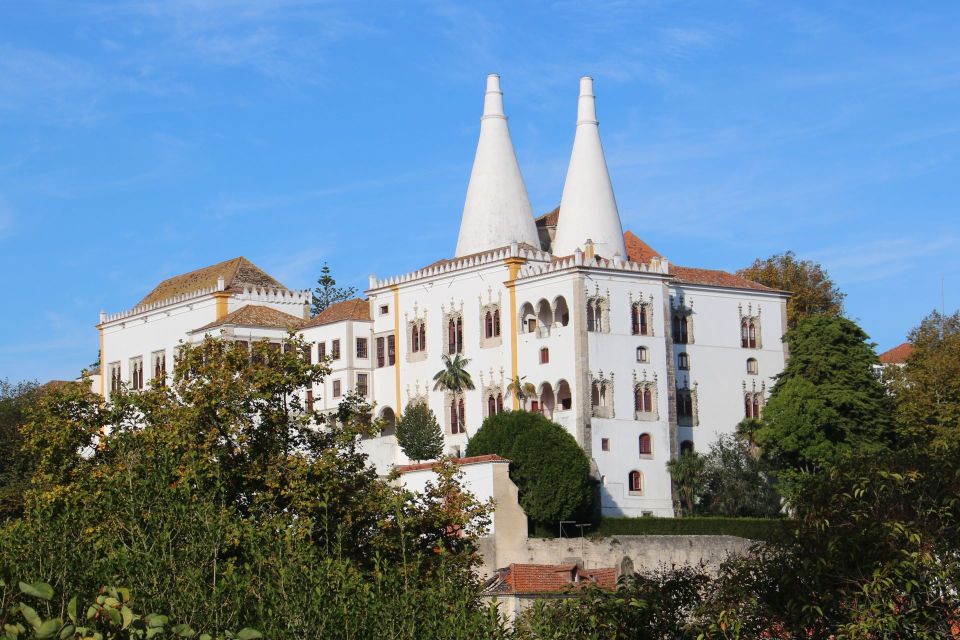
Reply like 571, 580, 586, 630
552, 77, 626, 258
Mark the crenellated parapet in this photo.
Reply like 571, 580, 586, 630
368, 242, 551, 290
515, 248, 670, 281
234, 285, 312, 306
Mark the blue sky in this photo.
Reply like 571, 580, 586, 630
1, 1, 958, 382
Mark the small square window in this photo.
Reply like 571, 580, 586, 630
379, 305, 389, 315
601, 438, 610, 452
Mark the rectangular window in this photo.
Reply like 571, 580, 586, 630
357, 373, 368, 396
539, 347, 549, 364
333, 380, 342, 398
601, 438, 610, 452
376, 337, 385, 368
356, 337, 368, 359
331, 339, 341, 360
379, 304, 389, 315
306, 389, 314, 412
318, 342, 326, 360
387, 334, 396, 365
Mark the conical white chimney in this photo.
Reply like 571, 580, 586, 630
551, 77, 627, 258
455, 74, 540, 257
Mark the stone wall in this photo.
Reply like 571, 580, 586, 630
480, 534, 753, 577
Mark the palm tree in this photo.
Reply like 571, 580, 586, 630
507, 375, 537, 410
433, 354, 475, 436
433, 353, 476, 395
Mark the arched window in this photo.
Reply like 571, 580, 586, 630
636, 346, 648, 363
741, 317, 760, 349
741, 319, 749, 348
631, 303, 649, 336
678, 352, 689, 370
485, 312, 493, 339
746, 358, 758, 375
493, 309, 501, 336
676, 389, 696, 425
419, 324, 426, 350
744, 393, 763, 419
643, 387, 652, 412
628, 471, 643, 494
587, 298, 605, 333
488, 395, 496, 416
680, 440, 694, 455
496, 393, 504, 413
639, 433, 652, 455
447, 316, 463, 354
587, 303, 596, 332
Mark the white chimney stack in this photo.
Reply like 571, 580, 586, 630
551, 77, 627, 259
454, 74, 540, 258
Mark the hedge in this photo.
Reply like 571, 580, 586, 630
593, 516, 793, 541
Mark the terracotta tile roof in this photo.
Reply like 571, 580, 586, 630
194, 304, 304, 332
879, 342, 914, 364
670, 265, 775, 292
484, 563, 617, 596
138, 257, 289, 307
300, 298, 371, 328
395, 454, 509, 474
536, 206, 560, 227
623, 231, 663, 264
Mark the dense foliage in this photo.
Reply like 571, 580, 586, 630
0, 380, 37, 520
595, 517, 789, 541
888, 309, 960, 446
396, 400, 443, 462
466, 411, 594, 527
0, 336, 507, 639
756, 315, 894, 473
736, 251, 845, 330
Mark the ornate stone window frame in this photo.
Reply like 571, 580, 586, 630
743, 379, 766, 419
405, 302, 428, 363
632, 371, 659, 421
675, 378, 699, 427
585, 284, 611, 333
478, 288, 503, 349
590, 370, 615, 418
629, 292, 655, 336
670, 295, 695, 345
739, 303, 762, 349
442, 298, 465, 356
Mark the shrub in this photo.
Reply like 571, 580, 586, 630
466, 411, 593, 527
594, 516, 791, 541
396, 400, 443, 462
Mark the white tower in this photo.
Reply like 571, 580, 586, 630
551, 77, 627, 258
455, 74, 540, 257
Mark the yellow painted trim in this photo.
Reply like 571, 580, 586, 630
99, 327, 105, 397
214, 292, 230, 320
505, 258, 525, 410
393, 286, 402, 414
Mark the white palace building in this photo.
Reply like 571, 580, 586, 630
95, 75, 788, 518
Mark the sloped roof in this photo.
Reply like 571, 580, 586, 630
194, 304, 303, 332
138, 257, 288, 307
623, 231, 663, 264
484, 563, 616, 596
670, 265, 775, 292
395, 454, 509, 474
300, 298, 371, 328
535, 206, 560, 227
879, 342, 914, 364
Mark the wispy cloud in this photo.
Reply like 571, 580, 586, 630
805, 235, 960, 284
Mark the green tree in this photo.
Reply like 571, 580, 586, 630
432, 354, 475, 433
466, 411, 593, 527
666, 451, 705, 516
737, 251, 845, 330
755, 315, 894, 474
888, 309, 960, 446
2, 335, 507, 639
0, 380, 37, 520
697, 434, 781, 517
311, 262, 358, 316
396, 400, 443, 462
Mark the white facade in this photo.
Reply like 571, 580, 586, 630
94, 75, 788, 519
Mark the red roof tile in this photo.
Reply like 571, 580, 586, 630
623, 231, 663, 264
300, 298, 371, 328
395, 454, 509, 474
536, 207, 560, 227
485, 563, 617, 595
194, 304, 304, 332
670, 265, 776, 292
138, 257, 288, 307
879, 342, 913, 364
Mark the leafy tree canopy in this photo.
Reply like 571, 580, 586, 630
755, 314, 894, 473
396, 400, 444, 463
737, 250, 845, 330
311, 262, 358, 316
888, 309, 960, 446
466, 411, 593, 527
0, 379, 38, 520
